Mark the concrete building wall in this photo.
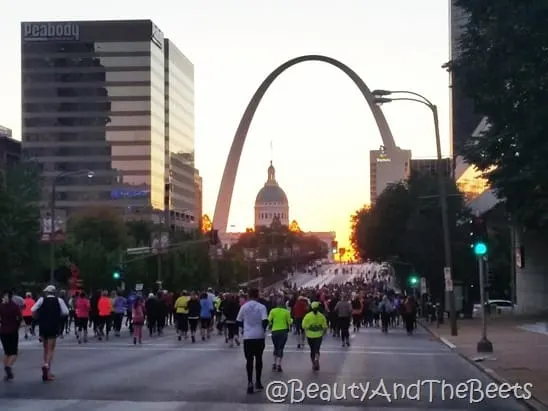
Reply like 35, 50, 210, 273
369, 148, 411, 204
0, 126, 21, 172
516, 229, 548, 313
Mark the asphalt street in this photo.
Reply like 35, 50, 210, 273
1, 322, 527, 411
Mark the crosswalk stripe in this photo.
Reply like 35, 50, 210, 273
0, 399, 462, 411
18, 344, 452, 356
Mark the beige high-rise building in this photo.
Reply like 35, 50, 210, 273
369, 147, 411, 204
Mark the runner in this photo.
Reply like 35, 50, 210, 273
268, 295, 292, 372
0, 290, 21, 380
302, 301, 327, 371
236, 288, 267, 394
31, 285, 69, 381
74, 292, 90, 344
174, 290, 190, 341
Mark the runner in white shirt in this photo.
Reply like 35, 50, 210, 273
236, 288, 268, 394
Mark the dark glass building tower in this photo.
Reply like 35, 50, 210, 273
449, 2, 483, 160
21, 20, 197, 227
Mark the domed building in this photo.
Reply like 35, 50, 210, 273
254, 162, 289, 228
219, 161, 336, 262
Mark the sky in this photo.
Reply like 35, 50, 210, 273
0, 0, 450, 249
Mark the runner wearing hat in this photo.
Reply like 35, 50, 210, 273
302, 301, 328, 371
31, 285, 69, 381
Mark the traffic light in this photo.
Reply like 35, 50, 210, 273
408, 275, 419, 287
473, 241, 487, 257
113, 269, 121, 280
469, 216, 488, 252
331, 240, 338, 254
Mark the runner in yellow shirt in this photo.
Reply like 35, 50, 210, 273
302, 301, 327, 371
174, 291, 190, 341
268, 297, 293, 372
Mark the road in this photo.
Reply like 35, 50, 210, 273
1, 323, 527, 410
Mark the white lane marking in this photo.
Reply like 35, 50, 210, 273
440, 337, 456, 349
20, 345, 453, 356
0, 399, 450, 411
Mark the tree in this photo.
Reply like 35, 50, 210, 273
351, 183, 414, 262
230, 224, 327, 284
63, 207, 129, 288
289, 220, 301, 233
0, 162, 41, 286
351, 175, 476, 296
201, 214, 212, 233
452, 0, 548, 229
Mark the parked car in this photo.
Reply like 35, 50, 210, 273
473, 299, 517, 317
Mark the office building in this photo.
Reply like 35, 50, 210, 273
450, 1, 482, 161
194, 169, 203, 230
21, 20, 198, 226
369, 147, 411, 204
409, 158, 452, 179
164, 39, 197, 229
0, 126, 21, 172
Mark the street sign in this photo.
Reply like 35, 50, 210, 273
420, 277, 427, 294
127, 247, 151, 255
40, 214, 66, 242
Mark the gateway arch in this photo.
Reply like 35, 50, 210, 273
213, 54, 397, 233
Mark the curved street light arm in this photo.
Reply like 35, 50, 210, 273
387, 96, 434, 109
387, 90, 434, 106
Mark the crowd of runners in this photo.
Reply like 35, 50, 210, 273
0, 263, 419, 394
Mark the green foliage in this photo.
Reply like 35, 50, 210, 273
452, 0, 548, 228
351, 174, 476, 296
230, 224, 328, 285
0, 162, 41, 287
60, 212, 215, 291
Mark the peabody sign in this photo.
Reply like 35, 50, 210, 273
23, 22, 80, 42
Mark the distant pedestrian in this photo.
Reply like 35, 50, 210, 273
0, 290, 22, 380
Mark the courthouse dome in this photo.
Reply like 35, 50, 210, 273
255, 162, 288, 205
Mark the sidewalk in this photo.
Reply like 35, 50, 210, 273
422, 315, 548, 410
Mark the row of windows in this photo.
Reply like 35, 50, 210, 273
23, 55, 155, 69
22, 41, 152, 54
23, 66, 153, 74
23, 130, 166, 145
24, 145, 165, 160
24, 95, 152, 103
24, 101, 150, 112
258, 212, 286, 220
23, 71, 153, 83
24, 114, 153, 128
24, 125, 165, 135
24, 51, 150, 59
23, 85, 154, 98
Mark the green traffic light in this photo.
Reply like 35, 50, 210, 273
408, 276, 419, 285
113, 272, 120, 280
473, 242, 487, 256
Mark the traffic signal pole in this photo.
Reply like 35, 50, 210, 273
477, 255, 493, 353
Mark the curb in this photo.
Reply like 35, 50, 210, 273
419, 321, 548, 411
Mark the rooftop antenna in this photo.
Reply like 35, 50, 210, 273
270, 140, 273, 165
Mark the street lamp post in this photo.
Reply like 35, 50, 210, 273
372, 89, 457, 336
49, 170, 95, 284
